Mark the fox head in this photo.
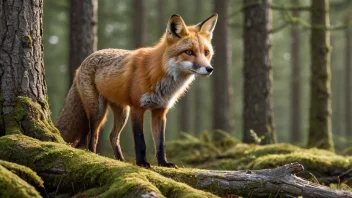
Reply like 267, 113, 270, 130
163, 14, 218, 77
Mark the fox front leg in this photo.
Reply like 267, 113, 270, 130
130, 107, 150, 168
151, 108, 177, 168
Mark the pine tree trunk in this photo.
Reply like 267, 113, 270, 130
242, 0, 276, 144
0, 0, 62, 142
290, 0, 302, 143
177, 0, 194, 134
345, 15, 352, 140
307, 0, 334, 151
133, 0, 146, 48
68, 0, 98, 87
212, 0, 233, 140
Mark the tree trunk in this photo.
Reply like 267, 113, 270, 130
345, 15, 352, 140
133, 0, 146, 48
212, 0, 233, 140
178, 0, 194, 134
68, 0, 98, 87
290, 0, 302, 143
1, 135, 351, 198
0, 0, 62, 142
194, 0, 207, 136
242, 0, 276, 144
307, 0, 334, 151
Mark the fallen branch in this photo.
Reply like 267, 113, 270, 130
0, 135, 351, 197
155, 163, 352, 198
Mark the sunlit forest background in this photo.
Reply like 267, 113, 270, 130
43, 0, 352, 163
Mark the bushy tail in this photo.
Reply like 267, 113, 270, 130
56, 82, 89, 147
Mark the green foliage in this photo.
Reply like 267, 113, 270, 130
167, 131, 241, 166
330, 183, 352, 192
249, 129, 265, 144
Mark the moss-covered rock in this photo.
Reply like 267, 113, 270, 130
0, 134, 216, 198
0, 164, 41, 198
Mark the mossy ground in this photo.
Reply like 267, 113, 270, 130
0, 134, 216, 198
0, 164, 41, 198
0, 160, 43, 189
167, 133, 352, 186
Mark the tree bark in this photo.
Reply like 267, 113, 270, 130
1, 135, 351, 198
290, 0, 302, 143
0, 0, 62, 142
68, 0, 98, 87
212, 0, 233, 140
133, 0, 146, 48
345, 15, 352, 140
307, 0, 334, 151
242, 0, 276, 144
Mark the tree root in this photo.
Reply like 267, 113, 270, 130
0, 134, 351, 198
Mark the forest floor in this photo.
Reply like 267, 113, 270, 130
1, 132, 352, 197
167, 132, 352, 191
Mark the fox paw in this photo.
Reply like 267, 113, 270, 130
159, 162, 178, 168
136, 161, 151, 169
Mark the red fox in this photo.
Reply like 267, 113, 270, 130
56, 14, 218, 168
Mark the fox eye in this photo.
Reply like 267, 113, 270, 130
205, 50, 210, 56
185, 50, 194, 56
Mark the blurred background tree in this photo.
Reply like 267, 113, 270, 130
307, 0, 334, 151
242, 0, 276, 144
68, 0, 98, 87
43, 0, 352, 160
290, 0, 302, 144
212, 0, 234, 141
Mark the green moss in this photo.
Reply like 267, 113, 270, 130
25, 35, 33, 48
0, 165, 41, 198
249, 152, 352, 177
0, 134, 216, 198
330, 183, 352, 192
0, 160, 43, 189
2, 96, 64, 143
166, 132, 241, 165
342, 147, 352, 156
167, 137, 352, 187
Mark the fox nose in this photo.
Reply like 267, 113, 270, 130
206, 66, 214, 73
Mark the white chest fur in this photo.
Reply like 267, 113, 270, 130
140, 74, 195, 109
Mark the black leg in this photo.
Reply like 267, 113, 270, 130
131, 109, 150, 168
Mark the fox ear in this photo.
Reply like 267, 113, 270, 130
166, 14, 189, 39
197, 14, 218, 39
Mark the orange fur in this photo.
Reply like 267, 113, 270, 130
56, 14, 218, 167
